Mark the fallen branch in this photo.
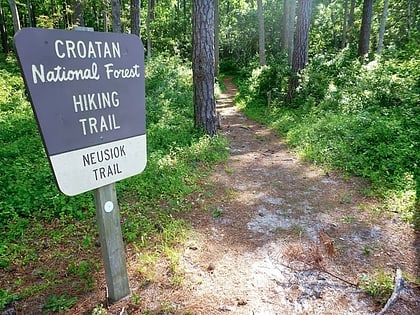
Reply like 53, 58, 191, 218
276, 261, 358, 287
322, 269, 359, 287
377, 268, 404, 315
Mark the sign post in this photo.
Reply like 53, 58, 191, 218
14, 28, 147, 302
94, 183, 130, 301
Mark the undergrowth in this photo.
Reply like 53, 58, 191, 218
235, 40, 419, 227
0, 54, 228, 310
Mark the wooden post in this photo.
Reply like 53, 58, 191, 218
94, 183, 130, 302
80, 26, 130, 303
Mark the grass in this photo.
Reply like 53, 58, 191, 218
360, 270, 394, 305
0, 53, 229, 312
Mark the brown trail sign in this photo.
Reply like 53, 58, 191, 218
14, 28, 147, 302
14, 28, 146, 196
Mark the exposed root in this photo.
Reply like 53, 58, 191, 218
377, 268, 404, 315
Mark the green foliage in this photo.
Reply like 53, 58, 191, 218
0, 54, 229, 308
236, 38, 419, 225
211, 207, 224, 218
0, 54, 227, 225
92, 304, 108, 315
117, 56, 229, 245
0, 288, 19, 310
67, 260, 97, 291
44, 294, 78, 312
360, 270, 394, 305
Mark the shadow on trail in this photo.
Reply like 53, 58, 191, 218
175, 76, 420, 314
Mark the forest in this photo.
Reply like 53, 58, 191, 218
0, 0, 419, 314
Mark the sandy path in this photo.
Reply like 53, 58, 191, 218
168, 77, 419, 314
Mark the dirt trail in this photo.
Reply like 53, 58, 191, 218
101, 77, 418, 315
164, 77, 419, 314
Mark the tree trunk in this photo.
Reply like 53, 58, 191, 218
0, 3, 8, 54
281, 0, 289, 52
341, 0, 348, 48
9, 0, 21, 34
287, 0, 312, 102
377, 0, 389, 54
281, 0, 296, 65
26, 0, 35, 27
146, 0, 154, 60
74, 0, 84, 27
330, 0, 338, 47
407, 0, 412, 40
111, 0, 122, 33
103, 0, 108, 32
131, 0, 140, 36
288, 0, 296, 65
192, 0, 218, 136
30, 0, 36, 27
214, 0, 219, 76
62, 0, 69, 29
358, 0, 373, 58
348, 0, 355, 44
257, 0, 266, 66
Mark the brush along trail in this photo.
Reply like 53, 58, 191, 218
78, 77, 419, 315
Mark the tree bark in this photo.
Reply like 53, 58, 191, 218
407, 0, 412, 40
341, 0, 348, 48
257, 0, 266, 66
74, 0, 84, 27
130, 0, 140, 36
62, 0, 69, 29
377, 0, 389, 54
103, 0, 108, 32
281, 0, 297, 65
111, 0, 122, 33
214, 0, 219, 76
348, 0, 355, 44
281, 0, 289, 52
287, 0, 312, 102
192, 0, 218, 136
146, 0, 154, 60
9, 0, 21, 34
0, 3, 8, 54
358, 0, 373, 58
26, 0, 35, 27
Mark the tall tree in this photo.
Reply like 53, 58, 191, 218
281, 0, 290, 52
287, 0, 312, 102
348, 0, 356, 45
407, 0, 414, 40
103, 0, 108, 31
74, 0, 84, 27
146, 0, 154, 59
257, 0, 266, 66
192, 0, 218, 136
341, 0, 348, 48
111, 0, 122, 32
26, 0, 35, 27
0, 3, 8, 53
62, 0, 70, 29
214, 0, 219, 76
9, 0, 21, 33
130, 0, 140, 36
358, 0, 373, 57
281, 0, 297, 65
377, 0, 389, 54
